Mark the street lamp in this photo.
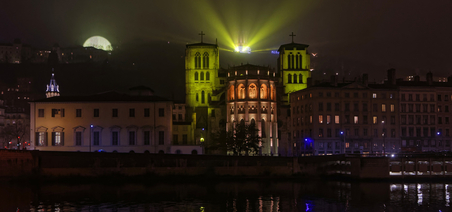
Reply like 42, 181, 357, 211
340, 131, 345, 155
90, 124, 93, 152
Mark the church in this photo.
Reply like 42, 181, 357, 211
181, 32, 312, 156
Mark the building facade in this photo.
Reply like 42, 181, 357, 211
290, 70, 452, 156
226, 64, 279, 155
29, 91, 173, 153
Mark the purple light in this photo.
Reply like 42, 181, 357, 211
271, 50, 279, 54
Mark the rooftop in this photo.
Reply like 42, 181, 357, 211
32, 91, 170, 103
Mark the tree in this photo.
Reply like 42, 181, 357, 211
215, 122, 262, 156
1, 121, 29, 150
0, 125, 15, 149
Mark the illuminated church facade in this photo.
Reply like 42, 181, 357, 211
183, 34, 311, 156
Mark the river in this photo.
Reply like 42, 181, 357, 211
1, 180, 451, 211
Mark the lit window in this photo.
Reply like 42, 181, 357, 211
309, 116, 313, 124
335, 115, 340, 124
382, 104, 386, 112
354, 116, 359, 124
345, 142, 350, 148
373, 93, 377, 98
390, 104, 395, 112
373, 116, 378, 124
326, 115, 331, 124
318, 115, 323, 124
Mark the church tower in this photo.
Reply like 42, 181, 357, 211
185, 32, 221, 145
46, 70, 60, 98
277, 32, 311, 104
185, 31, 220, 108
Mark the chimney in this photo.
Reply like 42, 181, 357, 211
427, 71, 433, 85
330, 75, 338, 86
362, 74, 368, 86
387, 68, 396, 85
414, 75, 420, 82
307, 77, 312, 87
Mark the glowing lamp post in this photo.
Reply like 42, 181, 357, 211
340, 131, 345, 155
89, 124, 93, 152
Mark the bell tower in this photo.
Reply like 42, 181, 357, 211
277, 32, 311, 103
185, 31, 220, 108
184, 32, 221, 146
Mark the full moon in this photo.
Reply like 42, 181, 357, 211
83, 36, 113, 51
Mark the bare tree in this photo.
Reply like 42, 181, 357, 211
1, 121, 29, 150
0, 125, 15, 149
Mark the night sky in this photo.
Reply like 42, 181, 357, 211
1, 0, 451, 100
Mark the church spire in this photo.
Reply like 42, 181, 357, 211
46, 68, 60, 98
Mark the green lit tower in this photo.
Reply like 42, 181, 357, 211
185, 31, 221, 145
277, 32, 311, 104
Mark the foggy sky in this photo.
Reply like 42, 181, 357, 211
1, 0, 452, 99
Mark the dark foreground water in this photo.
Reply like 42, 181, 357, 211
2, 179, 452, 212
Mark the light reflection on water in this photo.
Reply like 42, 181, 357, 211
1, 181, 452, 211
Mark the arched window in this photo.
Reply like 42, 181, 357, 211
206, 71, 210, 80
196, 93, 199, 102
299, 74, 303, 83
208, 93, 211, 102
251, 119, 255, 127
194, 72, 198, 80
238, 84, 246, 99
293, 74, 298, 83
229, 85, 235, 100
288, 53, 293, 69
201, 91, 205, 103
295, 53, 299, 69
200, 72, 204, 80
288, 74, 292, 83
240, 119, 245, 126
194, 52, 201, 69
249, 83, 257, 99
291, 53, 294, 69
260, 84, 268, 99
297, 53, 302, 69
261, 119, 266, 138
270, 85, 274, 100
203, 52, 209, 69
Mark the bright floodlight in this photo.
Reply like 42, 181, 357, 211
83, 36, 113, 51
234, 45, 251, 54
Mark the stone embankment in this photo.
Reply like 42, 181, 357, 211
2, 150, 452, 180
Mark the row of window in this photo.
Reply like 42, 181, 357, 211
295, 92, 395, 100
194, 52, 209, 69
39, 108, 165, 118
292, 128, 397, 139
195, 91, 210, 104
400, 115, 450, 125
400, 104, 449, 113
287, 52, 302, 69
401, 94, 452, 102
292, 103, 396, 114
293, 115, 396, 125
35, 130, 165, 146
402, 139, 451, 148
401, 127, 450, 137
194, 71, 210, 81
295, 92, 452, 102
287, 74, 303, 84
228, 84, 276, 101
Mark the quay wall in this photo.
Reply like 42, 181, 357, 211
2, 150, 452, 179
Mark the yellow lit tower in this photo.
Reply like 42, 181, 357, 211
278, 32, 311, 104
185, 31, 221, 145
